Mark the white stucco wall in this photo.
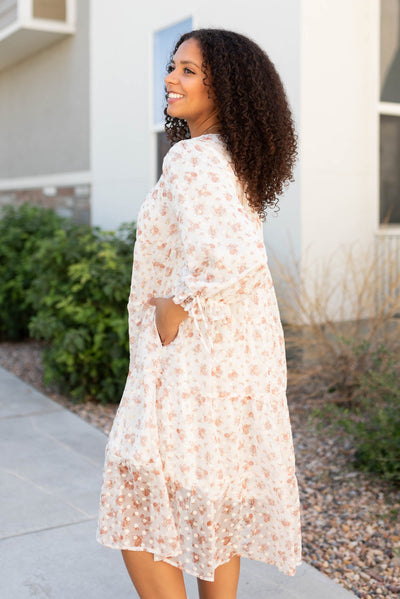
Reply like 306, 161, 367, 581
90, 0, 147, 230
299, 0, 379, 268
90, 0, 381, 322
89, 0, 302, 262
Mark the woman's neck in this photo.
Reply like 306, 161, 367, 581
189, 117, 221, 138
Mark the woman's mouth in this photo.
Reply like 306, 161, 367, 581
167, 92, 184, 103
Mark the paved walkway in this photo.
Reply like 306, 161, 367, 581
0, 365, 358, 598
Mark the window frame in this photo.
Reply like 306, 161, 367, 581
149, 15, 195, 185
378, 0, 400, 231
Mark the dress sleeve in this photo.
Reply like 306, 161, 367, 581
163, 141, 268, 323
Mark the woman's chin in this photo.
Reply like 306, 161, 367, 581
166, 106, 184, 120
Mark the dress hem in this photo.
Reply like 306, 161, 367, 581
95, 534, 303, 581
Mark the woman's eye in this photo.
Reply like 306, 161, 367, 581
166, 64, 194, 75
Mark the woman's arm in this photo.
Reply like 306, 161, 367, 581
168, 143, 267, 316
150, 140, 267, 346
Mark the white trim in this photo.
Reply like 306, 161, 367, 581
0, 14, 75, 43
3, 0, 76, 40
379, 102, 400, 116
18, 0, 31, 21
376, 227, 400, 236
0, 21, 19, 42
20, 18, 75, 33
0, 171, 91, 191
66, 0, 76, 27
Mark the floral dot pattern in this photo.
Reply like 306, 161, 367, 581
95, 134, 302, 581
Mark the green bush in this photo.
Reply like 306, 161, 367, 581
0, 203, 65, 340
349, 348, 400, 484
28, 220, 136, 403
312, 346, 400, 486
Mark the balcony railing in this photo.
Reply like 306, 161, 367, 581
0, 0, 75, 72
375, 228, 400, 315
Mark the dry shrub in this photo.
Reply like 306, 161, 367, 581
271, 240, 400, 406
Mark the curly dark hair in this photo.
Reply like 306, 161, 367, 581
164, 28, 298, 220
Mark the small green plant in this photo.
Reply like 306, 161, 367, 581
349, 348, 400, 484
311, 347, 400, 486
272, 244, 400, 486
0, 203, 65, 340
28, 220, 136, 403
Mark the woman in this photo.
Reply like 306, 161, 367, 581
96, 28, 302, 599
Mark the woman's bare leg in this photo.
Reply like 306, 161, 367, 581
121, 550, 187, 599
197, 555, 240, 599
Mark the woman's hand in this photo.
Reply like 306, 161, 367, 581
148, 296, 189, 346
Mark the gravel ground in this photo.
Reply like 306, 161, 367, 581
1, 340, 399, 599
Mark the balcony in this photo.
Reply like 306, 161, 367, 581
0, 0, 75, 72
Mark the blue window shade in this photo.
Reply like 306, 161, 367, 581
153, 17, 193, 127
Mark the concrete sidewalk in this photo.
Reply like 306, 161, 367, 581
0, 365, 357, 599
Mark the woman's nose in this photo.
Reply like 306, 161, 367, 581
164, 70, 178, 86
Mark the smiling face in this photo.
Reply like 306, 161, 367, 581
164, 37, 219, 137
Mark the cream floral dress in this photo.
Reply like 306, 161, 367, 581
96, 133, 302, 581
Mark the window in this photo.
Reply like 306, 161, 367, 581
380, 0, 400, 225
153, 17, 193, 179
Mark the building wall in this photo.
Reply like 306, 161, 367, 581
90, 0, 302, 259
1, 0, 380, 280
0, 0, 90, 219
0, 183, 90, 224
90, 0, 149, 231
0, 0, 384, 319
299, 0, 379, 267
